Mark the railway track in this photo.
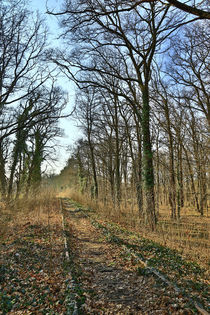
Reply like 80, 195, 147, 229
60, 198, 78, 315
60, 197, 210, 315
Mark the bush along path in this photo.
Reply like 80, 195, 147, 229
60, 197, 210, 314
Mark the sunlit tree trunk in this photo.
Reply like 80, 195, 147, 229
184, 147, 200, 212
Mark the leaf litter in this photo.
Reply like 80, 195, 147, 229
0, 210, 72, 314
1, 198, 209, 314
62, 199, 205, 314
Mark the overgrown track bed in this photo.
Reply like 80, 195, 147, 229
60, 197, 210, 314
100, 205, 209, 268
0, 199, 78, 314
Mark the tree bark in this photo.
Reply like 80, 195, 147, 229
141, 86, 157, 230
88, 137, 98, 198
0, 143, 7, 199
184, 146, 200, 212
114, 95, 121, 207
166, 0, 210, 19
163, 102, 176, 219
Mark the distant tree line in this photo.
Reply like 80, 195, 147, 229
0, 0, 67, 201
49, 0, 209, 229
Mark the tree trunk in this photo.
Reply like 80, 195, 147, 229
163, 101, 176, 219
180, 146, 184, 208
7, 148, 19, 199
114, 98, 121, 207
184, 146, 200, 212
120, 108, 143, 215
108, 142, 115, 205
134, 112, 143, 215
0, 143, 7, 199
155, 130, 160, 216
176, 144, 182, 219
30, 131, 42, 192
88, 140, 98, 198
199, 163, 207, 216
141, 86, 156, 230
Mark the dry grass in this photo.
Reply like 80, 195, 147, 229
0, 189, 74, 314
0, 201, 11, 238
59, 188, 210, 270
0, 189, 61, 241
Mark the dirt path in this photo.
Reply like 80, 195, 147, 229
62, 199, 193, 314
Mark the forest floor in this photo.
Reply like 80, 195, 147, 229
0, 200, 68, 314
0, 197, 209, 314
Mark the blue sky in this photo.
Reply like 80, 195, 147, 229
29, 0, 81, 174
30, 0, 60, 34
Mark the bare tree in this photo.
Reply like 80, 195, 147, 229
48, 0, 209, 225
50, 0, 191, 228
74, 86, 99, 198
0, 0, 51, 109
169, 22, 210, 125
7, 83, 67, 199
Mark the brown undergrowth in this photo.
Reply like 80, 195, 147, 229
58, 188, 210, 270
0, 190, 72, 314
62, 198, 195, 314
